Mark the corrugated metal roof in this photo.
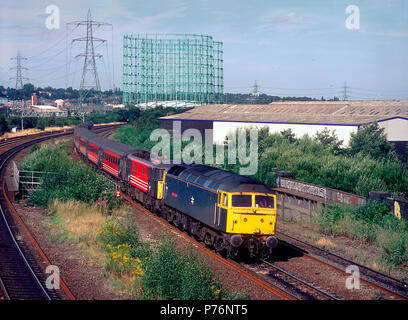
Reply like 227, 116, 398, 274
158, 101, 408, 125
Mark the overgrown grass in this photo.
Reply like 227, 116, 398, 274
47, 199, 112, 250
140, 236, 247, 300
45, 199, 145, 297
317, 201, 408, 267
46, 199, 245, 299
98, 219, 247, 299
24, 138, 244, 299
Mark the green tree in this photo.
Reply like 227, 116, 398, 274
22, 83, 35, 99
0, 116, 8, 135
128, 106, 140, 123
348, 122, 394, 160
280, 128, 297, 143
314, 127, 343, 154
36, 118, 46, 130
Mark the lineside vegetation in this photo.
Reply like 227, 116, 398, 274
113, 115, 408, 270
114, 114, 408, 198
317, 202, 408, 267
21, 140, 245, 299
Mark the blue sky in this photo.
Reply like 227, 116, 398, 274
0, 0, 407, 99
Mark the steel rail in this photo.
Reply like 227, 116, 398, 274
276, 231, 408, 300
119, 191, 298, 300
0, 276, 10, 300
0, 124, 120, 299
260, 258, 340, 300
0, 140, 54, 300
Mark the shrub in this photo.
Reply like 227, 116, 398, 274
141, 236, 231, 300
98, 217, 142, 248
21, 143, 118, 208
381, 235, 408, 266
317, 202, 408, 266
98, 217, 151, 278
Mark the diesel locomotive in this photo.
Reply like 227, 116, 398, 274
74, 123, 278, 258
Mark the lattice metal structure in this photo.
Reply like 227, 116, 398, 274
123, 34, 223, 107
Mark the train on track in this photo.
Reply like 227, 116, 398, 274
74, 123, 278, 259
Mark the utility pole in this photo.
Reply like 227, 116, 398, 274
68, 9, 111, 109
10, 51, 29, 104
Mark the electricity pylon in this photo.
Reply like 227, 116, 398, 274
10, 51, 29, 103
68, 9, 111, 109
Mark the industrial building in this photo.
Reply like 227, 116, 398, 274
157, 100, 408, 156
123, 33, 223, 108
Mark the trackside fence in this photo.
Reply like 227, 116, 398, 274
12, 161, 58, 197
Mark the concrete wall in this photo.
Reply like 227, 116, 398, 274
212, 121, 358, 145
378, 118, 408, 142
277, 177, 367, 207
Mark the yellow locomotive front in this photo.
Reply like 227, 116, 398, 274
218, 191, 279, 257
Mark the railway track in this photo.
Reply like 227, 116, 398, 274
276, 231, 408, 300
0, 124, 120, 300
74, 128, 408, 300
0, 276, 9, 300
0, 131, 66, 149
75, 149, 349, 300
116, 191, 297, 300
258, 259, 340, 300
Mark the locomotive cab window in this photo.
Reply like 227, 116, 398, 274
255, 195, 275, 209
220, 193, 228, 207
231, 194, 252, 207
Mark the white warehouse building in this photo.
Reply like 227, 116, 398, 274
158, 101, 408, 157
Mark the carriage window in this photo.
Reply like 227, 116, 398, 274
231, 195, 252, 207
